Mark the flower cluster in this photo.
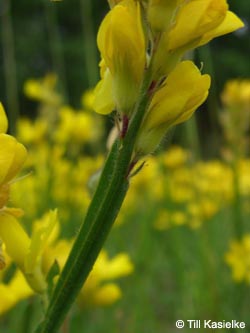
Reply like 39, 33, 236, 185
93, 0, 243, 157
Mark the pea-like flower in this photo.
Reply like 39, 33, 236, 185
152, 0, 244, 79
0, 103, 27, 210
95, 0, 146, 115
135, 61, 211, 155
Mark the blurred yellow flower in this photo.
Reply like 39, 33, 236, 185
78, 250, 134, 307
221, 80, 250, 109
225, 235, 250, 283
0, 271, 33, 316
162, 146, 189, 169
81, 89, 95, 110
17, 118, 48, 145
0, 210, 58, 293
54, 106, 101, 144
23, 74, 62, 106
43, 238, 134, 307
220, 79, 250, 159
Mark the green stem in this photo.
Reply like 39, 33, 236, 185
34, 67, 152, 333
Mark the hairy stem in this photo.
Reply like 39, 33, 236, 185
34, 66, 152, 333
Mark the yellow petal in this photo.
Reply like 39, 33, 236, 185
135, 61, 211, 155
0, 134, 17, 185
4, 141, 27, 184
25, 210, 58, 274
0, 103, 8, 134
97, 0, 145, 78
168, 0, 228, 50
199, 11, 244, 46
146, 61, 210, 129
91, 283, 121, 306
95, 252, 134, 280
173, 90, 209, 126
0, 271, 33, 315
93, 69, 115, 115
0, 213, 30, 268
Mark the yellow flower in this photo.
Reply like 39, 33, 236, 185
152, 0, 243, 79
0, 214, 30, 270
0, 106, 27, 194
78, 250, 134, 307
220, 79, 250, 158
0, 210, 58, 293
96, 0, 146, 114
44, 239, 134, 308
23, 74, 62, 106
24, 210, 58, 291
163, 145, 189, 169
0, 104, 27, 210
16, 118, 48, 145
135, 61, 210, 155
221, 79, 250, 110
225, 235, 250, 283
198, 10, 245, 47
0, 270, 33, 316
54, 106, 100, 144
168, 0, 229, 51
81, 89, 95, 110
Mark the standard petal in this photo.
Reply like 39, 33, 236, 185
168, 0, 228, 50
199, 11, 244, 46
